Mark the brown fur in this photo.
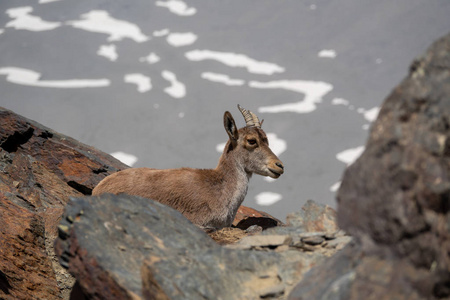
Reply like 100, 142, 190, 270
92, 110, 284, 229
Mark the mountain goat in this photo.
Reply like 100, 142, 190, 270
92, 105, 284, 229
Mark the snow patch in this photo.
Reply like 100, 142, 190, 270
6, 6, 61, 31
201, 72, 245, 86
336, 146, 364, 166
331, 98, 349, 106
185, 50, 285, 75
97, 44, 118, 61
250, 80, 333, 113
362, 106, 380, 122
110, 151, 138, 167
162, 70, 186, 98
255, 192, 282, 206
215, 142, 226, 153
0, 67, 110, 88
155, 0, 197, 16
166, 32, 197, 47
124, 74, 152, 93
330, 181, 341, 192
140, 52, 161, 64
68, 10, 149, 43
318, 49, 337, 58
153, 28, 170, 37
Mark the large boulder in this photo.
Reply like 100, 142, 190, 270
289, 32, 450, 299
0, 107, 128, 299
55, 194, 348, 299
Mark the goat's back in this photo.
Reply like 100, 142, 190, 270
92, 167, 224, 226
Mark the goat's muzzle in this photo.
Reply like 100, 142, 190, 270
268, 160, 284, 178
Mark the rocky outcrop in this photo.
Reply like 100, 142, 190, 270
55, 193, 348, 299
0, 106, 325, 299
289, 32, 450, 299
0, 107, 128, 299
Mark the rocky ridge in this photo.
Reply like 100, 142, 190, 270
0, 106, 345, 299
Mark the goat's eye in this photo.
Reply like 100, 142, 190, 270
247, 138, 257, 145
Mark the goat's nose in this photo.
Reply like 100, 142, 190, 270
276, 161, 284, 170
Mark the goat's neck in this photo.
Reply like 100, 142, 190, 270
216, 147, 252, 182
215, 148, 251, 210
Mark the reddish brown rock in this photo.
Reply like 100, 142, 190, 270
233, 205, 284, 229
0, 107, 127, 299
0, 192, 60, 299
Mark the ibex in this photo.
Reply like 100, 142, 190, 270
92, 105, 284, 229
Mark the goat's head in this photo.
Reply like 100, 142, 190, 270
223, 105, 284, 178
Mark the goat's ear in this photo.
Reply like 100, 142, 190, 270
224, 111, 238, 146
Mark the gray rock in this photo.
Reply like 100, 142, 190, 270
289, 242, 358, 300
285, 200, 338, 233
245, 224, 264, 234
238, 235, 292, 248
323, 236, 353, 250
301, 236, 325, 245
289, 32, 450, 300
55, 194, 340, 299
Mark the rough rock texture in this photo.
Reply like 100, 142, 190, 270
0, 106, 326, 299
55, 194, 349, 300
285, 199, 338, 233
0, 107, 128, 299
289, 32, 450, 300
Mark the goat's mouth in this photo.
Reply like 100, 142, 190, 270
268, 168, 282, 178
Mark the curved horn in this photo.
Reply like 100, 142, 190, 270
238, 104, 261, 128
